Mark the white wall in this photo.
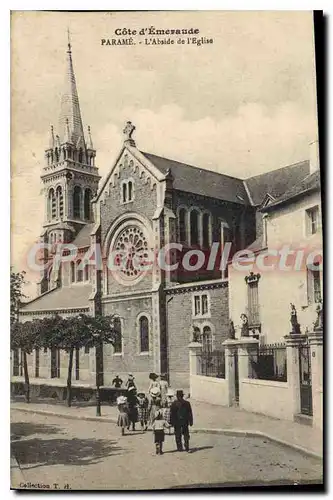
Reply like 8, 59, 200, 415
239, 378, 294, 420
190, 374, 230, 406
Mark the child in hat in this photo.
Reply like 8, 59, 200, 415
137, 392, 149, 431
162, 388, 174, 435
152, 409, 170, 455
116, 395, 129, 436
148, 386, 162, 427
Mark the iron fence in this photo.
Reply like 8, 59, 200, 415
249, 343, 287, 382
199, 349, 226, 379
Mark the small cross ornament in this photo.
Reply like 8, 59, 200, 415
123, 121, 135, 142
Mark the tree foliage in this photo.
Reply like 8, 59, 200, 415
10, 269, 26, 324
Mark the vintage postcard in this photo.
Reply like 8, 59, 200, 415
10, 10, 323, 491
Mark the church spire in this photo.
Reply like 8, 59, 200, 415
58, 33, 85, 147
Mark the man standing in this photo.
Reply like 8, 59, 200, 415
170, 390, 193, 452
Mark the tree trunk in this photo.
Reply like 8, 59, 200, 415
67, 348, 74, 407
23, 351, 30, 403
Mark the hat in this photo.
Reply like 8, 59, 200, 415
128, 373, 134, 378
166, 388, 174, 397
176, 389, 184, 398
128, 386, 136, 391
149, 372, 158, 381
150, 386, 161, 396
137, 392, 145, 397
117, 395, 127, 404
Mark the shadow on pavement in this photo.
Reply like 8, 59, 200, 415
12, 437, 124, 470
11, 421, 63, 441
164, 445, 214, 454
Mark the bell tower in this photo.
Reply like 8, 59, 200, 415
38, 35, 101, 294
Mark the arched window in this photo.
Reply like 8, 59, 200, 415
84, 264, 89, 281
202, 213, 211, 248
128, 181, 133, 201
139, 316, 149, 352
78, 148, 83, 163
179, 208, 187, 244
73, 186, 81, 219
190, 209, 199, 246
71, 261, 75, 283
113, 317, 122, 354
48, 189, 56, 220
84, 188, 92, 220
202, 326, 212, 353
62, 148, 66, 160
122, 183, 127, 203
56, 186, 64, 219
77, 260, 83, 282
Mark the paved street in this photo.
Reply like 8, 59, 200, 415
11, 410, 322, 490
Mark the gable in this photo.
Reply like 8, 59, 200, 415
95, 145, 165, 206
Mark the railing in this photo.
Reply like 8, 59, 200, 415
199, 349, 226, 379
249, 343, 287, 382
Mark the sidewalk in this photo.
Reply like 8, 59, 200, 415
11, 399, 323, 459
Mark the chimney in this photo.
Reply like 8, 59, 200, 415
309, 139, 319, 174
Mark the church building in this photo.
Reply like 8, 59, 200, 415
17, 41, 314, 390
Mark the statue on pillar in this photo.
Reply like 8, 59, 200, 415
313, 300, 323, 332
290, 303, 301, 334
191, 326, 200, 343
240, 313, 249, 337
228, 319, 236, 339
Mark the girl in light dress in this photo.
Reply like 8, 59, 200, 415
116, 395, 129, 436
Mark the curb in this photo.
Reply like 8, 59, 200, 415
12, 406, 322, 460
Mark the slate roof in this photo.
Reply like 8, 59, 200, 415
141, 151, 250, 205
20, 285, 91, 312
72, 223, 95, 248
244, 160, 310, 206
261, 170, 321, 211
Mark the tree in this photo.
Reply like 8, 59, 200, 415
11, 319, 42, 403
10, 269, 26, 324
76, 314, 118, 415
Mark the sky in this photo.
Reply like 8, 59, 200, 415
11, 11, 319, 299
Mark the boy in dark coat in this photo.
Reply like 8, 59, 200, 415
170, 390, 193, 452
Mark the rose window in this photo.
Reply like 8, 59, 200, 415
113, 225, 150, 280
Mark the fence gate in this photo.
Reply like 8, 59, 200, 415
299, 343, 313, 416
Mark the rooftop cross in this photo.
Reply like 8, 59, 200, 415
123, 121, 135, 142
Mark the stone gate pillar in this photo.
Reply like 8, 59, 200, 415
308, 328, 323, 429
284, 333, 307, 418
188, 341, 202, 376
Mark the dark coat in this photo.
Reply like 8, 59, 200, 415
170, 398, 193, 427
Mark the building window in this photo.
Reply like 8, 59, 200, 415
307, 266, 322, 304
245, 272, 261, 326
113, 317, 122, 354
71, 261, 75, 283
48, 188, 56, 220
139, 316, 149, 353
193, 293, 210, 317
13, 349, 19, 376
179, 208, 187, 244
190, 210, 200, 246
202, 213, 211, 248
121, 180, 134, 203
84, 264, 89, 281
35, 349, 40, 378
84, 188, 92, 220
306, 206, 320, 235
77, 260, 83, 282
73, 186, 82, 219
202, 326, 213, 353
84, 345, 90, 354
56, 186, 64, 219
